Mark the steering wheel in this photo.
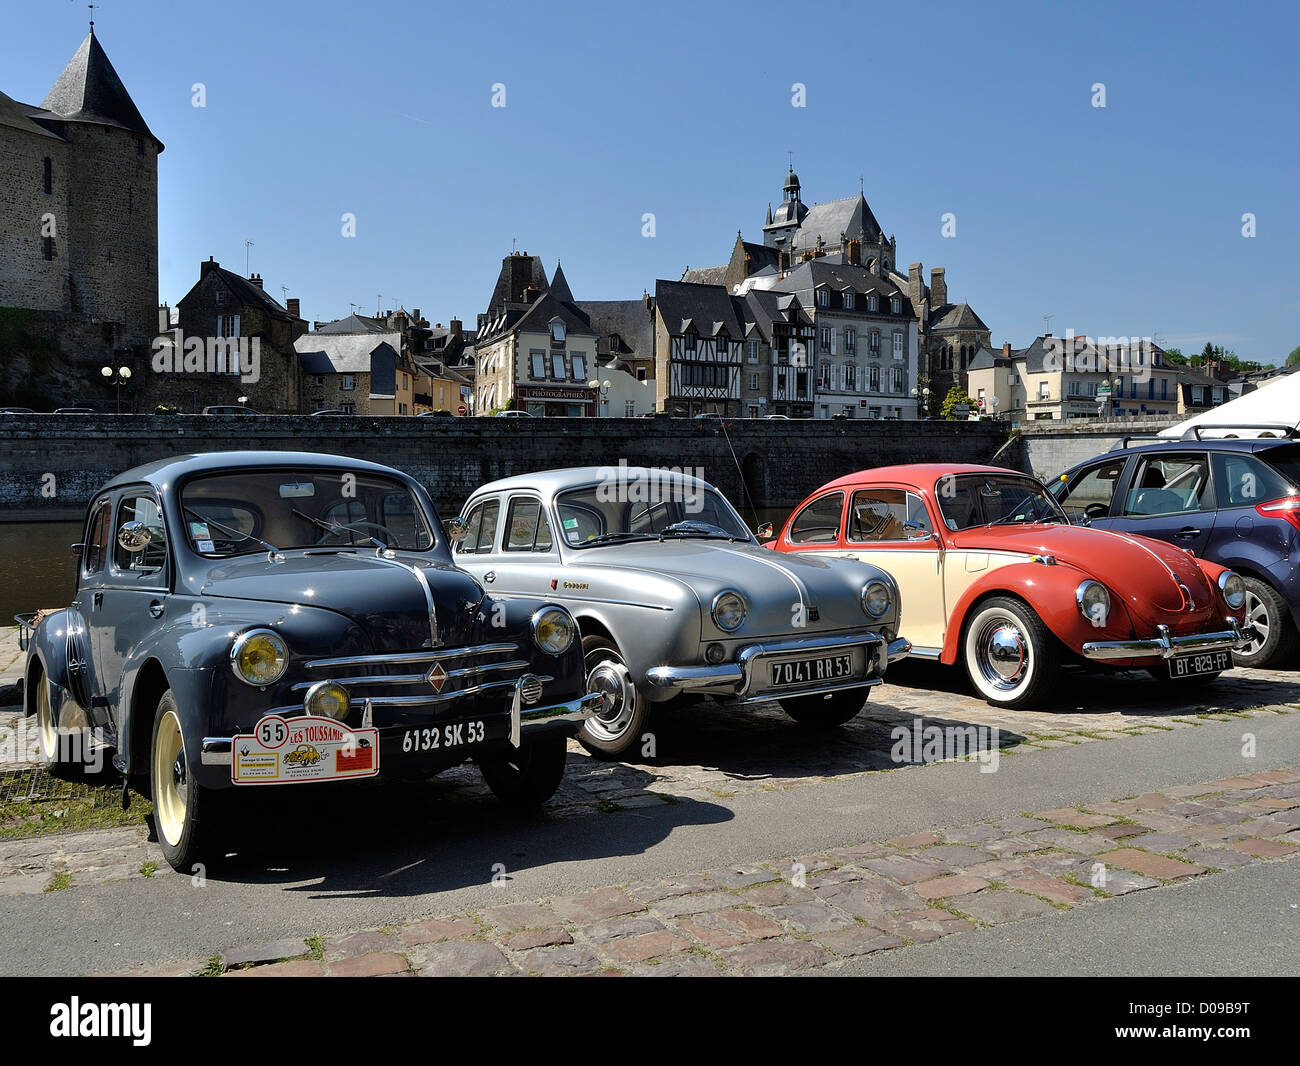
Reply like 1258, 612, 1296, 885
315, 520, 397, 546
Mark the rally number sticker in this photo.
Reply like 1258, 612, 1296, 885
232, 715, 379, 785
402, 720, 486, 753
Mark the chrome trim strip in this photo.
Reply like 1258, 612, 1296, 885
463, 590, 673, 612
906, 646, 943, 660
289, 660, 530, 692
886, 637, 912, 664
306, 643, 519, 669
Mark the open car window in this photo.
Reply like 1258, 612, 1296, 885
180, 470, 435, 555
1055, 459, 1126, 522
848, 489, 930, 542
114, 495, 168, 576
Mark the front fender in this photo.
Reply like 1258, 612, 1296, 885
939, 563, 1136, 664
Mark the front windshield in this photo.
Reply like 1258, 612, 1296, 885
556, 482, 752, 547
935, 474, 1067, 531
180, 469, 435, 555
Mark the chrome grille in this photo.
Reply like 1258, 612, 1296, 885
302, 643, 527, 707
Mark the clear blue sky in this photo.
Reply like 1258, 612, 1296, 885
8, 0, 1298, 362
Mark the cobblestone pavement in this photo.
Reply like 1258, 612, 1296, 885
98, 765, 1300, 977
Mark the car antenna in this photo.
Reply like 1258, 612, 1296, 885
717, 416, 761, 529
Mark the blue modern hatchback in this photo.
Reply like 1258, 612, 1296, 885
1049, 428, 1300, 668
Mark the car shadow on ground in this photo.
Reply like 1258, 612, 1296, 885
159, 767, 733, 897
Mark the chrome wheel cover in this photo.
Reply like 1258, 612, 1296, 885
584, 650, 638, 742
975, 616, 1029, 691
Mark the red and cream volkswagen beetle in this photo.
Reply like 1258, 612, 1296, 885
765, 464, 1256, 707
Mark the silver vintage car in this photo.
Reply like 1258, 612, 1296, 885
453, 466, 911, 757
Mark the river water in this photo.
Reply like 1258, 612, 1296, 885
0, 522, 82, 620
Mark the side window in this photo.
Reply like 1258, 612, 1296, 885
113, 495, 168, 576
1057, 459, 1126, 522
83, 501, 112, 575
848, 489, 928, 542
1123, 454, 1211, 517
1211, 452, 1290, 507
789, 492, 844, 544
504, 497, 555, 552
456, 500, 500, 554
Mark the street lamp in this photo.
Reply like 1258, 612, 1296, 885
588, 378, 612, 416
1097, 378, 1111, 422
910, 384, 931, 418
101, 364, 132, 414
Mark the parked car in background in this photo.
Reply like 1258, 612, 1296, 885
201, 405, 257, 415
1049, 429, 1300, 668
309, 409, 350, 417
18, 451, 599, 871
767, 464, 1256, 708
494, 410, 533, 418
0, 406, 36, 414
53, 407, 95, 414
453, 467, 909, 757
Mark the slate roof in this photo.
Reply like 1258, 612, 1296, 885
508, 291, 595, 338
0, 89, 64, 140
788, 195, 882, 254
680, 264, 729, 285
930, 302, 989, 333
35, 28, 162, 149
178, 265, 297, 321
765, 259, 908, 308
549, 262, 574, 304
314, 313, 389, 334
295, 333, 402, 374
578, 299, 655, 359
654, 280, 745, 339
486, 254, 549, 313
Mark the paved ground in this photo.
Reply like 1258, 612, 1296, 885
3, 623, 1298, 976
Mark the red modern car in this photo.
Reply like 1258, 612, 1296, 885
765, 464, 1256, 707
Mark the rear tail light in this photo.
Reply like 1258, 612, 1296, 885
1256, 496, 1300, 533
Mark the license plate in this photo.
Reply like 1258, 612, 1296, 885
770, 653, 856, 690
233, 715, 379, 785
401, 719, 488, 754
1168, 650, 1231, 678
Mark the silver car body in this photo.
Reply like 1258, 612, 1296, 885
455, 467, 910, 706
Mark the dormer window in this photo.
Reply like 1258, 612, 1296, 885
550, 319, 566, 345
816, 288, 829, 308
843, 291, 854, 310
684, 333, 696, 352
890, 297, 901, 314
867, 295, 878, 312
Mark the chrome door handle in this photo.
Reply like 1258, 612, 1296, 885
483, 570, 496, 583
92, 591, 103, 608
1174, 528, 1201, 539
149, 600, 165, 618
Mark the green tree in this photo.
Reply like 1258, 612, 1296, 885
940, 385, 975, 421
1286, 346, 1300, 367
1160, 347, 1187, 365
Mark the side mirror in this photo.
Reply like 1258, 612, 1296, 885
445, 516, 469, 543
755, 522, 774, 541
116, 521, 152, 553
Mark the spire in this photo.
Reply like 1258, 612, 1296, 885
766, 203, 773, 224
549, 260, 574, 304
39, 28, 162, 149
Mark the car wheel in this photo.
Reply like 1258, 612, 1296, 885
779, 688, 869, 727
579, 636, 650, 759
478, 737, 568, 807
962, 596, 1059, 708
150, 690, 224, 873
34, 669, 64, 772
1233, 577, 1299, 669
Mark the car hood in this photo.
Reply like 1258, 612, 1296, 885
581, 539, 890, 634
197, 552, 487, 651
949, 524, 1217, 626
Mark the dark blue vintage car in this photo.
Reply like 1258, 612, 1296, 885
19, 451, 600, 871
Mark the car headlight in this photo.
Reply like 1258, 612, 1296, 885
711, 590, 747, 632
230, 629, 289, 686
1076, 580, 1111, 628
531, 606, 576, 655
305, 680, 350, 720
860, 581, 891, 619
1218, 571, 1246, 611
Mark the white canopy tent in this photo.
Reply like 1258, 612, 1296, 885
1159, 370, 1300, 439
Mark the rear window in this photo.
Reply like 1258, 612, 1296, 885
1258, 444, 1300, 492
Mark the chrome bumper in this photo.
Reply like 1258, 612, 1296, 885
200, 689, 603, 767
644, 633, 911, 704
1081, 617, 1256, 662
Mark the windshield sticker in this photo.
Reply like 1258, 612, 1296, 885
563, 518, 578, 529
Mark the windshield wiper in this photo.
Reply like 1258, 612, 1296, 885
292, 507, 388, 550
658, 521, 740, 541
184, 507, 281, 555
581, 532, 658, 546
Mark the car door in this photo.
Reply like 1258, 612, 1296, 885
1102, 451, 1217, 555
67, 496, 112, 717
90, 490, 172, 709
1052, 456, 1131, 525
452, 495, 503, 587
487, 493, 560, 597
781, 491, 846, 555
841, 487, 946, 655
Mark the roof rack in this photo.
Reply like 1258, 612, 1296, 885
1107, 434, 1162, 451
1180, 423, 1300, 441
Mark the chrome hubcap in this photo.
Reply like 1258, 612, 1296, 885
1241, 591, 1270, 656
584, 653, 637, 742
977, 617, 1028, 689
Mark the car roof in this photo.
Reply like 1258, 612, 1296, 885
473, 465, 714, 498
103, 450, 413, 492
1073, 436, 1298, 470
818, 463, 1025, 493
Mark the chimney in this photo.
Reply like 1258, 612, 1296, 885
450, 318, 462, 339
287, 298, 301, 318
1002, 341, 1011, 356
847, 239, 861, 266
249, 273, 263, 290
201, 256, 220, 277
929, 268, 947, 306
908, 262, 923, 306
523, 284, 539, 303
157, 304, 170, 333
